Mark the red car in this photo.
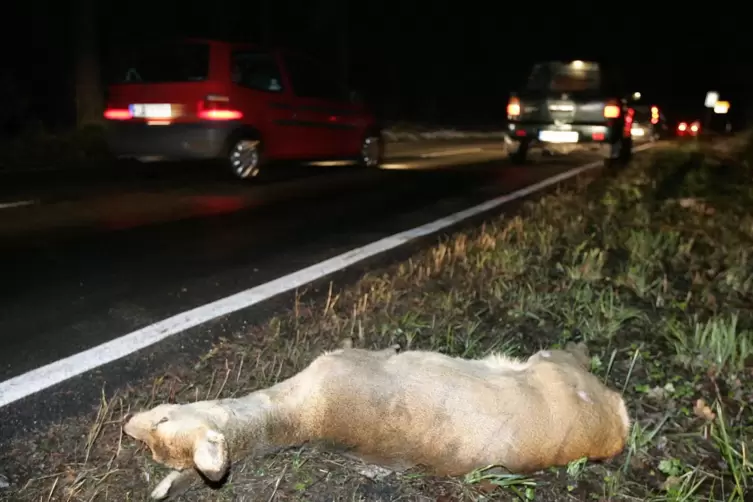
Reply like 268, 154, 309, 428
676, 120, 701, 137
103, 39, 383, 179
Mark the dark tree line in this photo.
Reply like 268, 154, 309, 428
73, 0, 104, 127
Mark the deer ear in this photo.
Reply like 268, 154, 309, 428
193, 429, 229, 482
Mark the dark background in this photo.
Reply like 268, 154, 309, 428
2, 0, 751, 135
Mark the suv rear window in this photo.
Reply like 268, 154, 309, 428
525, 61, 601, 93
108, 42, 210, 84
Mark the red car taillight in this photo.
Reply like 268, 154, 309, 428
104, 108, 132, 120
677, 122, 688, 131
197, 95, 243, 121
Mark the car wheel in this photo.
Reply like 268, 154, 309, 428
228, 138, 263, 180
359, 133, 384, 168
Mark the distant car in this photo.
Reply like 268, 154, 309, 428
630, 104, 668, 141
676, 120, 701, 137
506, 60, 634, 166
103, 39, 383, 180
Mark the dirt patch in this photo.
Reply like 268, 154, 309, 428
2, 138, 753, 501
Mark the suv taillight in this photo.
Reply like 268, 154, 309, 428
507, 96, 521, 117
603, 102, 621, 119
197, 95, 243, 121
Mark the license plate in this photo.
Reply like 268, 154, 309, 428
129, 103, 172, 119
538, 130, 579, 143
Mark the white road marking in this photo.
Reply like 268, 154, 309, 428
0, 144, 654, 408
0, 200, 36, 210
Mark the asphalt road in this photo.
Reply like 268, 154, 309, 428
0, 139, 612, 445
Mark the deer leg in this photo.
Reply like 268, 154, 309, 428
150, 469, 199, 500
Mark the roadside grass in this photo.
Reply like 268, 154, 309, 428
3, 137, 753, 501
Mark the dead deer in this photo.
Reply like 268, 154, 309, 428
123, 341, 630, 500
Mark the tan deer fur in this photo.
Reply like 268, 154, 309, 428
123, 341, 630, 500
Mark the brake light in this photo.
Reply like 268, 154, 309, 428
678, 122, 687, 131
690, 122, 699, 132
507, 96, 521, 117
197, 95, 243, 121
603, 104, 621, 118
199, 109, 243, 120
104, 108, 132, 120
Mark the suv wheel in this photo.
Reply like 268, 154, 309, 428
510, 139, 529, 164
359, 133, 383, 168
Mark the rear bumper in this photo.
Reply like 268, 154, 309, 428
105, 122, 236, 161
507, 122, 617, 144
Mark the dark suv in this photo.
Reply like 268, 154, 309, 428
103, 39, 382, 180
506, 60, 634, 165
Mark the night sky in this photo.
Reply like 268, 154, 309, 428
5, 1, 752, 131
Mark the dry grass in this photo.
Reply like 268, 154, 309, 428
3, 137, 753, 501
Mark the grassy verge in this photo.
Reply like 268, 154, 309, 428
3, 137, 753, 501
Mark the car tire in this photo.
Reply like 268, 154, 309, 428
358, 131, 384, 168
510, 140, 529, 164
227, 136, 264, 180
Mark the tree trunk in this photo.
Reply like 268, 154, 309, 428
73, 0, 104, 128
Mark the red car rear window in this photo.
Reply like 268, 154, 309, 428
108, 42, 210, 84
